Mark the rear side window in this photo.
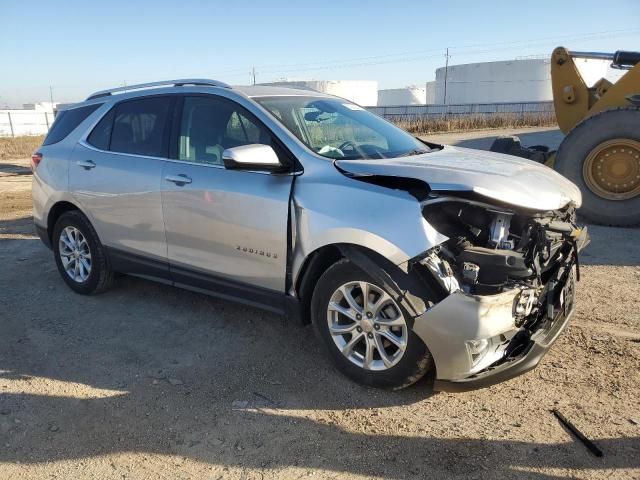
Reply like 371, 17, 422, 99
43, 103, 102, 146
87, 108, 115, 150
109, 97, 172, 157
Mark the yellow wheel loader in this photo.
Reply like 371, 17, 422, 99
491, 47, 640, 226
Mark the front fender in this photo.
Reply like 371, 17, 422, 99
291, 173, 447, 287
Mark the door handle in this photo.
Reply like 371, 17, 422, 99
165, 174, 192, 185
77, 160, 96, 170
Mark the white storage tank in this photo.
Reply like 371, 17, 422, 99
258, 80, 378, 106
433, 58, 610, 104
425, 81, 437, 104
378, 86, 427, 106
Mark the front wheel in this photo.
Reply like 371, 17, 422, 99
311, 259, 434, 390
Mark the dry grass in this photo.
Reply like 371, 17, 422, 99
390, 112, 557, 134
0, 135, 45, 161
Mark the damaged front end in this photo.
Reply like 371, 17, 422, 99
412, 193, 589, 391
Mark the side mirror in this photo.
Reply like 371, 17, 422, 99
222, 144, 284, 172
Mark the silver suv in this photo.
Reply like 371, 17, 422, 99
32, 79, 588, 391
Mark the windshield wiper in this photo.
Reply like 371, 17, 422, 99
400, 149, 430, 157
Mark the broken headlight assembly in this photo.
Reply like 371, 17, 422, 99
465, 331, 520, 373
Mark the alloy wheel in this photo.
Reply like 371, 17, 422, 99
326, 281, 408, 371
58, 226, 92, 283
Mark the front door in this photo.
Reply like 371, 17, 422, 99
161, 95, 293, 293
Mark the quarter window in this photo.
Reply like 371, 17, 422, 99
178, 96, 273, 165
43, 103, 102, 146
109, 97, 172, 157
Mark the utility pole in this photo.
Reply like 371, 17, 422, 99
443, 48, 450, 105
49, 85, 54, 107
251, 67, 257, 85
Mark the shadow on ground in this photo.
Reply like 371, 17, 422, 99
0, 216, 35, 237
0, 161, 31, 176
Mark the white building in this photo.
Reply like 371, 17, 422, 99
258, 80, 378, 106
377, 86, 427, 106
432, 57, 610, 105
22, 101, 58, 112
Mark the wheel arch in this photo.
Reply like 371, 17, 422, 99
46, 200, 83, 244
294, 242, 444, 326
294, 243, 348, 325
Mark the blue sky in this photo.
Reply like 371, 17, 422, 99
1, 0, 639, 106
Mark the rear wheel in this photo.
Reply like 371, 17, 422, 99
53, 210, 114, 294
311, 259, 434, 390
554, 107, 640, 226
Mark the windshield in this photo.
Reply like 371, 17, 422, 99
255, 96, 431, 160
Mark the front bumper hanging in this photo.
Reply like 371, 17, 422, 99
414, 228, 586, 392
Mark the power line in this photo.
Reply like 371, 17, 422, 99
263, 28, 640, 71
212, 28, 640, 78
443, 48, 450, 105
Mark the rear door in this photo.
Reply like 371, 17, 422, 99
161, 94, 294, 294
70, 96, 175, 274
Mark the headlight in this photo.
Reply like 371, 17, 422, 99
466, 338, 491, 366
515, 288, 539, 321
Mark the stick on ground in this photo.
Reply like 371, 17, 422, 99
551, 409, 603, 457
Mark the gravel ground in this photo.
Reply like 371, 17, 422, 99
1, 131, 639, 479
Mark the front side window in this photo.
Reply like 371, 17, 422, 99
178, 96, 273, 165
108, 97, 172, 157
255, 96, 431, 160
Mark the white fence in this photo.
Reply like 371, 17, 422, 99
367, 101, 555, 119
0, 111, 54, 137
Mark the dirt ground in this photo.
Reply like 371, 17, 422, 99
1, 130, 639, 479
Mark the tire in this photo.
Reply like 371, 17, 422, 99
52, 210, 114, 295
490, 136, 548, 163
311, 259, 434, 390
490, 136, 519, 154
554, 107, 640, 226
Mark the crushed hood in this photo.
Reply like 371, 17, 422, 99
335, 145, 582, 211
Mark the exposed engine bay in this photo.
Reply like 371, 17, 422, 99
412, 193, 589, 377
419, 193, 587, 320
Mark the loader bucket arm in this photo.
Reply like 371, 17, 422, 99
551, 47, 591, 134
551, 46, 640, 134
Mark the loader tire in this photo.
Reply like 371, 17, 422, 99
554, 106, 640, 226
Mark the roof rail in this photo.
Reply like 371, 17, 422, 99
86, 79, 231, 101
